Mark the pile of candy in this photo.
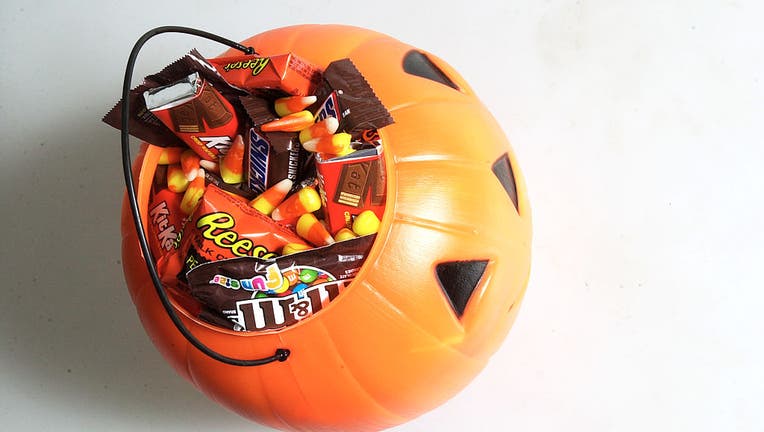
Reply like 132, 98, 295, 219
105, 49, 393, 332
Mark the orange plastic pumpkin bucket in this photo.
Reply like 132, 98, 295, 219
120, 24, 531, 432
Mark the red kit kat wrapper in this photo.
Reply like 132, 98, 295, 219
316, 146, 386, 234
144, 72, 239, 161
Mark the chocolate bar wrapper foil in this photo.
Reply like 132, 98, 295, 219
102, 49, 245, 148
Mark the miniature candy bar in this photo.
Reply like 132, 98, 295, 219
239, 96, 310, 195
208, 53, 322, 96
145, 72, 238, 161
316, 146, 386, 233
147, 188, 184, 259
175, 184, 309, 280
310, 59, 394, 136
102, 49, 244, 150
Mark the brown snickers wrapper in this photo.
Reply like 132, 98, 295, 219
309, 58, 394, 136
239, 95, 311, 195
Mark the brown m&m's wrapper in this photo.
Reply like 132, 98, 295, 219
186, 234, 376, 331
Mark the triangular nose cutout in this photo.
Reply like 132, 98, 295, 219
436, 260, 489, 318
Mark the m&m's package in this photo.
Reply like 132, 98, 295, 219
104, 49, 393, 332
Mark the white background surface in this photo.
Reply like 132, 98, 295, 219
1, 1, 762, 431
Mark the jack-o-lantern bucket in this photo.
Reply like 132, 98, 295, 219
121, 24, 531, 432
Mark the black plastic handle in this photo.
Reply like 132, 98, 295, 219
121, 26, 290, 366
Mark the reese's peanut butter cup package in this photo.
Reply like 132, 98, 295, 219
208, 53, 322, 96
172, 184, 309, 282
186, 234, 376, 331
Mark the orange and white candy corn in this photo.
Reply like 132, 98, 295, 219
249, 179, 293, 215
270, 186, 322, 221
298, 117, 339, 144
302, 132, 352, 155
180, 173, 206, 215
157, 147, 183, 165
333, 227, 358, 242
166, 164, 189, 193
260, 110, 314, 132
220, 134, 245, 184
180, 149, 201, 181
274, 95, 317, 117
282, 242, 312, 255
199, 159, 219, 174
296, 213, 335, 247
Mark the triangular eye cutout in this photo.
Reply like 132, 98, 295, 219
402, 50, 460, 91
492, 153, 519, 212
436, 260, 488, 318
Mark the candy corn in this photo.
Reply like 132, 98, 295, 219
220, 134, 245, 184
249, 178, 293, 215
166, 164, 189, 193
352, 210, 380, 236
157, 147, 183, 165
180, 149, 201, 181
333, 227, 358, 242
260, 110, 314, 132
199, 159, 219, 174
274, 95, 317, 117
296, 213, 334, 247
298, 117, 339, 144
180, 173, 206, 215
302, 132, 352, 155
282, 242, 312, 255
271, 186, 322, 221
